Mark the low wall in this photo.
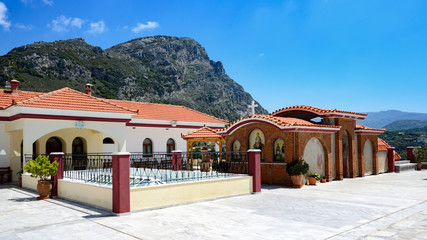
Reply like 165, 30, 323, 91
130, 176, 252, 211
261, 163, 289, 186
58, 180, 112, 210
22, 173, 40, 191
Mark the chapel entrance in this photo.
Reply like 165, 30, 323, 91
342, 131, 350, 178
46, 137, 63, 154
303, 138, 325, 177
364, 140, 373, 175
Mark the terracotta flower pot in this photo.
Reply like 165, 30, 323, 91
308, 177, 317, 185
321, 178, 326, 183
417, 162, 422, 171
290, 174, 305, 188
37, 180, 52, 200
18, 177, 22, 187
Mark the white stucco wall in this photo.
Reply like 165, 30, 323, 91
378, 151, 388, 173
0, 122, 10, 167
125, 126, 194, 152
303, 137, 325, 177
364, 140, 373, 175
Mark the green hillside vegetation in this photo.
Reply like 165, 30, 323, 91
380, 131, 424, 159
383, 120, 427, 131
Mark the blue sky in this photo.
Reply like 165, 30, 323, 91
0, 0, 426, 114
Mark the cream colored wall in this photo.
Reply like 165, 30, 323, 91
8, 130, 22, 181
303, 138, 325, 177
22, 173, 40, 191
378, 151, 388, 173
125, 126, 192, 152
58, 180, 112, 210
364, 140, 373, 175
0, 122, 10, 168
130, 176, 252, 211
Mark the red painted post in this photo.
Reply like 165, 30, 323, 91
407, 147, 414, 162
387, 147, 395, 172
172, 150, 182, 171
112, 152, 130, 214
248, 149, 261, 193
50, 152, 64, 197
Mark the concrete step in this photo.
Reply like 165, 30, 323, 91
395, 162, 417, 173
395, 160, 410, 165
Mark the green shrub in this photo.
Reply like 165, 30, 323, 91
23, 155, 58, 180
307, 172, 320, 181
286, 158, 309, 176
414, 147, 427, 162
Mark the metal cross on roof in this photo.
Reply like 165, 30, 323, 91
248, 100, 258, 115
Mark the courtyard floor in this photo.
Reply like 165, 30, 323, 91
1, 170, 426, 240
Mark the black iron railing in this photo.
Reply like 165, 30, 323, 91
63, 154, 113, 185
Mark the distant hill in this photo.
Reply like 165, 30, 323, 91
383, 120, 427, 131
0, 36, 268, 121
360, 110, 427, 128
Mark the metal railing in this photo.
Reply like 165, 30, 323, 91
24, 151, 250, 187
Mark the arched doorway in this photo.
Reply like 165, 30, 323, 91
303, 138, 325, 177
72, 137, 85, 154
46, 137, 62, 155
364, 140, 373, 175
248, 129, 265, 161
143, 138, 153, 156
166, 138, 175, 153
342, 131, 350, 178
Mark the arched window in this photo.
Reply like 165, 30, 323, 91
248, 129, 265, 161
46, 137, 62, 155
103, 137, 115, 144
72, 137, 84, 154
143, 138, 153, 156
273, 138, 285, 162
166, 138, 175, 153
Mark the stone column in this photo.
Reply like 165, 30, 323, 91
407, 147, 415, 162
112, 152, 130, 214
387, 147, 395, 172
50, 152, 64, 197
172, 150, 182, 171
248, 149, 261, 193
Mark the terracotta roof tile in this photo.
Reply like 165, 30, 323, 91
378, 138, 391, 151
219, 114, 341, 132
271, 105, 368, 117
356, 124, 386, 132
110, 99, 228, 124
182, 126, 223, 139
0, 89, 42, 109
17, 87, 135, 114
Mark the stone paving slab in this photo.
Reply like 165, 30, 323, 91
0, 171, 426, 239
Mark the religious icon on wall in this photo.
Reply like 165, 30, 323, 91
233, 140, 241, 151
273, 138, 285, 161
249, 129, 265, 160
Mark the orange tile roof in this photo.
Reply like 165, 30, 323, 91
181, 126, 223, 139
110, 99, 228, 124
0, 89, 42, 109
356, 124, 386, 132
219, 114, 341, 132
395, 152, 401, 161
16, 87, 135, 114
378, 138, 391, 151
271, 105, 368, 118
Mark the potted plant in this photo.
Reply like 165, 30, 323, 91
16, 169, 23, 187
23, 155, 58, 200
414, 147, 427, 171
307, 173, 320, 185
286, 158, 309, 188
321, 176, 327, 183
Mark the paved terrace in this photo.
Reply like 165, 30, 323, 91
1, 171, 426, 240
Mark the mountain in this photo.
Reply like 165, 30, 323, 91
383, 120, 427, 131
360, 110, 427, 129
0, 36, 268, 121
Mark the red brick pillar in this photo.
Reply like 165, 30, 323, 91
50, 152, 64, 197
387, 147, 395, 172
407, 147, 414, 162
248, 149, 261, 193
172, 150, 182, 171
112, 152, 130, 214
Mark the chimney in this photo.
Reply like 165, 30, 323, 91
10, 79, 19, 95
85, 83, 93, 96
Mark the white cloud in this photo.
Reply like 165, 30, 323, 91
41, 0, 53, 6
86, 20, 107, 34
131, 21, 159, 33
15, 23, 33, 30
0, 2, 11, 31
259, 53, 265, 57
47, 15, 84, 32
